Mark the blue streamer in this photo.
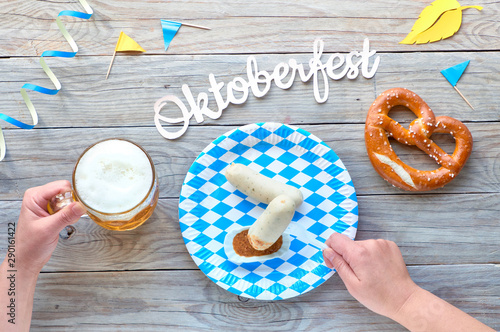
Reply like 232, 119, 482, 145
0, 0, 93, 161
0, 114, 35, 130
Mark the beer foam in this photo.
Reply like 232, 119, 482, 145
74, 140, 153, 213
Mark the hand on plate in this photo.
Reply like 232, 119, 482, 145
322, 233, 418, 319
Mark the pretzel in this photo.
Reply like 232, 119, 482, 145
365, 88, 473, 191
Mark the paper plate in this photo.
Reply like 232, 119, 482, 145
179, 122, 358, 300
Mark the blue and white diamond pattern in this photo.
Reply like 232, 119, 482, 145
179, 123, 358, 300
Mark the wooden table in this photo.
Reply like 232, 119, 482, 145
1, 0, 499, 330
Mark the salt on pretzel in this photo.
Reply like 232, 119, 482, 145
365, 88, 473, 191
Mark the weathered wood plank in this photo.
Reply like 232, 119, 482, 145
0, 0, 496, 56
1, 191, 498, 272
0, 121, 499, 200
29, 265, 500, 331
0, 1, 497, 330
0, 51, 497, 129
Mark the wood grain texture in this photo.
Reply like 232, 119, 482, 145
0, 122, 499, 201
0, 0, 496, 56
0, 52, 497, 130
0, 0, 499, 329
29, 265, 499, 331
1, 192, 499, 272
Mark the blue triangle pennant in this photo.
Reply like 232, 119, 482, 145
441, 60, 470, 87
161, 20, 182, 51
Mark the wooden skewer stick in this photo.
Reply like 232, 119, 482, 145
453, 86, 475, 111
105, 50, 117, 80
180, 22, 211, 30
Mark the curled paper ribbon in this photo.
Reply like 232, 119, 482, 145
0, 0, 93, 161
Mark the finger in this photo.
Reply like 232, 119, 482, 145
322, 248, 335, 269
30, 180, 72, 210
326, 232, 360, 263
42, 202, 86, 234
36, 180, 72, 203
323, 247, 359, 286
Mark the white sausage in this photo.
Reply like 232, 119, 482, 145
225, 163, 303, 207
248, 194, 295, 250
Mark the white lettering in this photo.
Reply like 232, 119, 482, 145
247, 56, 272, 98
272, 62, 292, 89
361, 38, 380, 79
227, 77, 249, 105
208, 74, 230, 113
154, 38, 380, 140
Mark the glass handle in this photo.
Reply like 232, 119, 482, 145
47, 191, 75, 215
47, 191, 86, 240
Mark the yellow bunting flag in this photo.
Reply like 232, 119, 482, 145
115, 31, 146, 52
106, 31, 146, 79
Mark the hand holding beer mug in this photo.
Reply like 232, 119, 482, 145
48, 138, 159, 231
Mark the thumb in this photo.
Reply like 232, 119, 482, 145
44, 202, 86, 234
323, 247, 359, 288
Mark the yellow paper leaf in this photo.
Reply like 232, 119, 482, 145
400, 0, 460, 44
413, 8, 462, 44
412, 5, 483, 44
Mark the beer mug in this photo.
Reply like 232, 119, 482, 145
48, 138, 159, 231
